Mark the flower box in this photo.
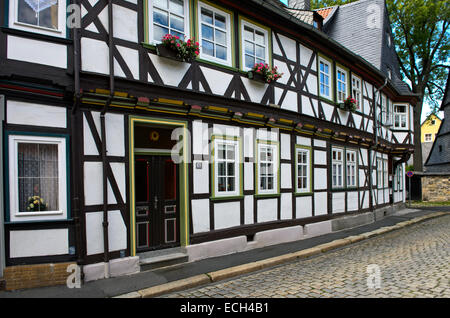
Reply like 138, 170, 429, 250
247, 71, 266, 83
156, 44, 185, 62
338, 97, 357, 112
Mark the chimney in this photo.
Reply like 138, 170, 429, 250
289, 0, 311, 10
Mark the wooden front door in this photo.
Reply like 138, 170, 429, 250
135, 155, 179, 252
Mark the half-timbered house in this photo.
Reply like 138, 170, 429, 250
0, 0, 417, 286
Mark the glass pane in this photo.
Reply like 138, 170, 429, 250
153, 8, 169, 26
215, 29, 226, 45
218, 177, 226, 192
202, 40, 214, 56
201, 8, 213, 24
217, 162, 226, 176
227, 163, 235, 176
201, 24, 214, 41
217, 144, 226, 159
18, 142, 59, 212
245, 41, 254, 56
170, 14, 184, 32
18, 0, 59, 30
216, 45, 227, 60
153, 25, 169, 42
214, 13, 226, 29
170, 30, 184, 39
267, 177, 273, 190
244, 26, 253, 41
320, 62, 324, 72
255, 45, 265, 59
260, 176, 267, 190
255, 31, 265, 45
245, 55, 255, 69
154, 0, 168, 10
226, 146, 235, 159
227, 177, 235, 192
169, 0, 184, 16
256, 58, 265, 65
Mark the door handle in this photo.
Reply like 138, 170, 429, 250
154, 196, 158, 210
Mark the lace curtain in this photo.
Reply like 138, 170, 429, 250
18, 0, 59, 30
17, 143, 59, 212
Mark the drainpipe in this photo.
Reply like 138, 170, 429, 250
101, 0, 115, 279
369, 78, 388, 217
71, 0, 85, 281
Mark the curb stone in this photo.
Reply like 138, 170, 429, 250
114, 211, 448, 298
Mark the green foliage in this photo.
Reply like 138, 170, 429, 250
387, 0, 450, 112
310, 0, 357, 9
406, 165, 414, 172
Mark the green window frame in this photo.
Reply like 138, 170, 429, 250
238, 16, 272, 71
295, 145, 312, 194
211, 135, 243, 199
255, 140, 280, 197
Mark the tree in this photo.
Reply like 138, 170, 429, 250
387, 0, 449, 171
312, 0, 450, 172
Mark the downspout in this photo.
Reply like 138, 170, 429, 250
71, 0, 85, 281
369, 78, 388, 217
101, 0, 115, 279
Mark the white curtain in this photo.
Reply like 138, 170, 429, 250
24, 0, 58, 13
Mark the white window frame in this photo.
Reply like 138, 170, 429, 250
383, 159, 388, 188
197, 1, 233, 66
295, 147, 311, 194
213, 137, 240, 198
240, 19, 269, 71
332, 147, 344, 188
352, 75, 362, 111
256, 142, 279, 195
346, 149, 357, 188
393, 104, 408, 130
377, 158, 383, 189
318, 57, 332, 100
8, 134, 68, 222
336, 66, 348, 103
148, 0, 191, 44
10, 0, 67, 38
381, 94, 387, 125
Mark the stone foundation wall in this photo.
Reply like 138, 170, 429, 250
422, 175, 450, 202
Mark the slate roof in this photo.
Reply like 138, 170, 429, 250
441, 72, 450, 111
318, 0, 413, 95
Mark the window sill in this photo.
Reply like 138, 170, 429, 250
1, 27, 72, 44
294, 192, 313, 197
210, 195, 244, 201
254, 193, 280, 199
15, 211, 64, 217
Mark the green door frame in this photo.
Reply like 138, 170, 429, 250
129, 115, 190, 256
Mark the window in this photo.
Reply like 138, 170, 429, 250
395, 165, 403, 191
336, 67, 348, 103
346, 150, 357, 187
425, 134, 432, 142
198, 1, 232, 66
295, 147, 311, 193
257, 142, 279, 195
431, 119, 436, 125
149, 0, 189, 43
241, 19, 269, 70
213, 137, 240, 197
8, 134, 68, 221
383, 159, 388, 188
381, 94, 387, 125
352, 75, 362, 110
332, 148, 344, 188
394, 104, 408, 129
377, 158, 383, 189
11, 0, 67, 37
319, 57, 332, 100
387, 68, 392, 80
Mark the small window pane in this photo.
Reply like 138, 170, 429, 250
154, 0, 168, 9
214, 14, 226, 29
170, 14, 185, 32
255, 31, 265, 45
154, 25, 169, 42
255, 45, 265, 59
244, 26, 253, 40
245, 55, 255, 69
202, 40, 214, 56
245, 41, 255, 55
169, 0, 184, 15
201, 8, 213, 24
215, 29, 226, 45
216, 45, 227, 60
154, 8, 169, 26
202, 24, 214, 41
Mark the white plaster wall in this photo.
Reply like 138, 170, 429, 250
9, 229, 68, 258
244, 162, 254, 191
81, 37, 109, 74
244, 195, 254, 225
191, 199, 210, 233
7, 101, 66, 128
113, 4, 138, 43
200, 66, 234, 96
213, 124, 240, 137
314, 150, 326, 165
106, 113, 125, 157
256, 128, 278, 141
108, 210, 127, 252
149, 54, 191, 87
7, 36, 67, 69
347, 191, 359, 211
314, 139, 327, 148
281, 193, 292, 220
257, 198, 277, 223
296, 196, 312, 219
193, 160, 209, 194
296, 136, 311, 146
280, 133, 291, 160
314, 192, 328, 216
243, 128, 254, 158
214, 202, 241, 230
332, 192, 345, 213
192, 120, 209, 155
314, 168, 327, 190
281, 163, 292, 189
86, 212, 104, 256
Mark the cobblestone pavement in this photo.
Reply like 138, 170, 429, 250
165, 215, 450, 298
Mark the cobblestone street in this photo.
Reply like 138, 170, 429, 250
165, 215, 450, 298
